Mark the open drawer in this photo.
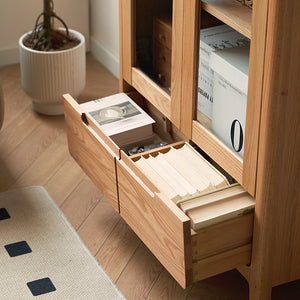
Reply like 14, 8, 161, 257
63, 93, 254, 288
63, 94, 120, 211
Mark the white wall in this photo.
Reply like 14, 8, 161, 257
89, 0, 119, 78
0, 0, 89, 66
0, 0, 120, 79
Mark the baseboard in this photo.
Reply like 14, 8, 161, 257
0, 47, 20, 67
90, 37, 119, 79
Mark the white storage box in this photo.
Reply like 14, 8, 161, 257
210, 46, 250, 158
197, 25, 250, 128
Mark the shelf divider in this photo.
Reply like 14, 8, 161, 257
201, 0, 252, 39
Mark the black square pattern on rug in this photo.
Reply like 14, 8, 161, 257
0, 208, 10, 220
27, 277, 56, 296
5, 241, 32, 257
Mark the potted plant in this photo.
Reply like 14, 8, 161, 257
19, 0, 85, 115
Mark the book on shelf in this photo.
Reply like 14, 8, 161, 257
80, 93, 155, 146
197, 25, 250, 128
177, 183, 255, 231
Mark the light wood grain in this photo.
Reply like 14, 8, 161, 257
248, 0, 300, 298
191, 213, 253, 260
95, 219, 141, 282
60, 177, 103, 230
116, 243, 163, 299
44, 157, 86, 207
119, 0, 133, 85
192, 120, 243, 184
78, 198, 121, 255
170, 0, 184, 128
0, 110, 40, 159
0, 116, 65, 191
63, 94, 119, 211
11, 133, 69, 189
242, 0, 269, 196
132, 67, 172, 120
201, 0, 252, 38
147, 269, 192, 300
180, 0, 199, 138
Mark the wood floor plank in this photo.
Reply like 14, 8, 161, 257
60, 177, 103, 230
95, 219, 141, 282
0, 64, 33, 130
0, 116, 65, 191
77, 197, 121, 255
147, 269, 192, 300
0, 109, 40, 159
11, 132, 69, 190
187, 270, 249, 300
116, 243, 164, 300
44, 157, 86, 207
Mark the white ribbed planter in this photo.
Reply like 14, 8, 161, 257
19, 29, 85, 115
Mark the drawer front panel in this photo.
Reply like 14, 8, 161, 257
116, 159, 192, 288
191, 213, 254, 261
153, 19, 172, 50
63, 95, 119, 211
153, 41, 172, 71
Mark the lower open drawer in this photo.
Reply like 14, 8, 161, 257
117, 149, 253, 288
63, 93, 254, 288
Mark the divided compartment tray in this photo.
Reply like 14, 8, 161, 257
63, 93, 254, 288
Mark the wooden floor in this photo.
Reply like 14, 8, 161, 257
0, 54, 298, 300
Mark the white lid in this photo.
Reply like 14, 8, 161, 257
199, 25, 250, 59
210, 46, 250, 95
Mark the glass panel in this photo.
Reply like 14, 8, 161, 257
197, 9, 251, 159
135, 0, 173, 94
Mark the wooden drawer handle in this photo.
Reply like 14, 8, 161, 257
81, 112, 89, 125
158, 54, 166, 62
158, 33, 166, 41
158, 73, 166, 82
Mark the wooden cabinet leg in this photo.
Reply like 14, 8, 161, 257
248, 279, 272, 300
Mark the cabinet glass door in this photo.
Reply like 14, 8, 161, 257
119, 0, 184, 128
180, 0, 268, 196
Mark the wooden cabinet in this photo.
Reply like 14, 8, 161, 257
64, 0, 300, 298
118, 0, 300, 298
64, 92, 254, 287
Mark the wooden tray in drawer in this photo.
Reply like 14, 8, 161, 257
117, 144, 254, 288
63, 93, 254, 288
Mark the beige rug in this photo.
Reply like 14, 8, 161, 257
0, 186, 125, 299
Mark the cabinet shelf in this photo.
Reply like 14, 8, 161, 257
192, 120, 243, 184
201, 0, 252, 38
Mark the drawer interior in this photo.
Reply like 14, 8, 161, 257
126, 142, 255, 231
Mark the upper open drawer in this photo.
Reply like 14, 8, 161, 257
63, 94, 121, 211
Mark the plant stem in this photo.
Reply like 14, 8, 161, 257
44, 0, 52, 48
